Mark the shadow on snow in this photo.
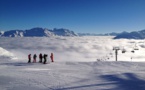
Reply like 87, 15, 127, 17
100, 73, 145, 90
53, 73, 145, 90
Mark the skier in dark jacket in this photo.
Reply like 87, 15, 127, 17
39, 53, 43, 63
43, 54, 48, 64
28, 54, 31, 63
33, 54, 37, 63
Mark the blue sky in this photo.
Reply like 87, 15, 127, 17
0, 0, 145, 33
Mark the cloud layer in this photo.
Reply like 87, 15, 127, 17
0, 36, 145, 62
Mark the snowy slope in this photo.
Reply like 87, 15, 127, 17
0, 36, 145, 90
0, 59, 145, 90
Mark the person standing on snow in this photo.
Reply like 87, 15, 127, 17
39, 53, 43, 63
33, 54, 37, 63
28, 54, 31, 63
43, 54, 48, 64
50, 53, 54, 62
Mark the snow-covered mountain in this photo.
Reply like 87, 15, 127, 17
114, 30, 145, 39
0, 27, 77, 37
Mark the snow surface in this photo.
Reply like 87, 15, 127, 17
0, 36, 145, 90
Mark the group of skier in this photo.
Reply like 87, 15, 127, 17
28, 53, 54, 64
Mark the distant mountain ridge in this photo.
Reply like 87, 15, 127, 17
78, 32, 120, 36
1, 27, 145, 39
0, 27, 77, 37
114, 30, 145, 39
79, 29, 145, 39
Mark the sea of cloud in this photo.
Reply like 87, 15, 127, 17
0, 36, 145, 62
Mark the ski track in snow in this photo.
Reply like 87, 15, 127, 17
0, 36, 145, 90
